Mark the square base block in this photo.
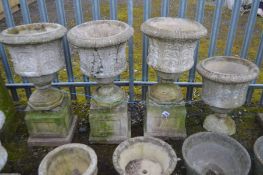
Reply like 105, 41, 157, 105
89, 101, 130, 144
145, 99, 187, 140
25, 95, 77, 146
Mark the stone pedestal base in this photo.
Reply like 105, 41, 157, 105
25, 95, 77, 146
89, 101, 130, 144
145, 99, 187, 140
203, 114, 236, 135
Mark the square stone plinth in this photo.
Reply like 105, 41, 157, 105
25, 95, 77, 146
145, 99, 187, 140
89, 101, 130, 144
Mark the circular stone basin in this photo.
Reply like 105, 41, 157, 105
182, 132, 251, 175
254, 136, 263, 175
38, 143, 97, 175
197, 56, 259, 84
0, 23, 66, 44
113, 136, 177, 175
67, 20, 133, 48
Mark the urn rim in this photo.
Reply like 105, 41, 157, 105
0, 23, 67, 45
112, 136, 177, 175
141, 17, 207, 40
254, 136, 263, 165
67, 20, 134, 48
197, 56, 259, 83
38, 143, 98, 175
182, 132, 251, 175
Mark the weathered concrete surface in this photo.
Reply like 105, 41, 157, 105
257, 113, 263, 128
182, 132, 251, 175
89, 101, 130, 144
254, 136, 263, 175
0, 111, 7, 172
38, 143, 98, 175
113, 136, 177, 175
197, 56, 259, 135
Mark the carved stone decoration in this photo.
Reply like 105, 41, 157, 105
141, 17, 207, 139
197, 56, 259, 135
182, 132, 251, 175
0, 23, 77, 146
254, 136, 263, 175
38, 143, 98, 175
67, 20, 133, 143
113, 136, 177, 175
0, 111, 7, 172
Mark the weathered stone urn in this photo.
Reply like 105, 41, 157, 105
113, 136, 177, 175
197, 56, 259, 135
67, 20, 133, 143
0, 111, 7, 172
0, 23, 77, 146
141, 17, 207, 139
182, 132, 251, 175
38, 143, 98, 175
254, 136, 263, 175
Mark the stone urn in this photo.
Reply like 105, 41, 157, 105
67, 20, 133, 143
197, 56, 259, 135
254, 136, 263, 175
112, 136, 177, 175
38, 143, 98, 175
0, 23, 77, 146
0, 111, 7, 171
182, 132, 251, 175
141, 17, 207, 139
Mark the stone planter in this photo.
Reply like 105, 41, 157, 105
197, 56, 259, 135
254, 136, 263, 175
38, 143, 98, 175
67, 20, 133, 143
113, 136, 177, 175
182, 132, 251, 175
141, 17, 207, 139
0, 111, 7, 171
0, 23, 77, 146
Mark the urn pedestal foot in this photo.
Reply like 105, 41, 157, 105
145, 99, 187, 140
25, 95, 77, 146
203, 114, 236, 135
89, 101, 130, 144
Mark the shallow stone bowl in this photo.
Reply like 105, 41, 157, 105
112, 136, 177, 175
254, 136, 263, 175
38, 143, 98, 175
182, 132, 251, 175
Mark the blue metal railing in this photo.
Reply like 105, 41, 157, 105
0, 0, 263, 106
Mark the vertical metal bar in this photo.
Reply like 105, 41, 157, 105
110, 0, 118, 20
55, 0, 77, 100
224, 0, 241, 56
260, 91, 263, 106
73, 0, 90, 100
20, 0, 32, 24
142, 0, 151, 101
128, 0, 134, 102
2, 0, 32, 99
246, 33, 263, 104
161, 0, 169, 17
92, 0, 101, 20
186, 0, 205, 101
240, 0, 260, 58
178, 0, 187, 18
0, 45, 19, 101
37, 0, 49, 22
208, 0, 224, 57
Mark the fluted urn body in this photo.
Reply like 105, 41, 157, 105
197, 56, 259, 135
254, 136, 263, 175
113, 136, 177, 175
68, 20, 133, 107
39, 143, 98, 175
0, 111, 7, 172
182, 132, 251, 175
141, 17, 207, 139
